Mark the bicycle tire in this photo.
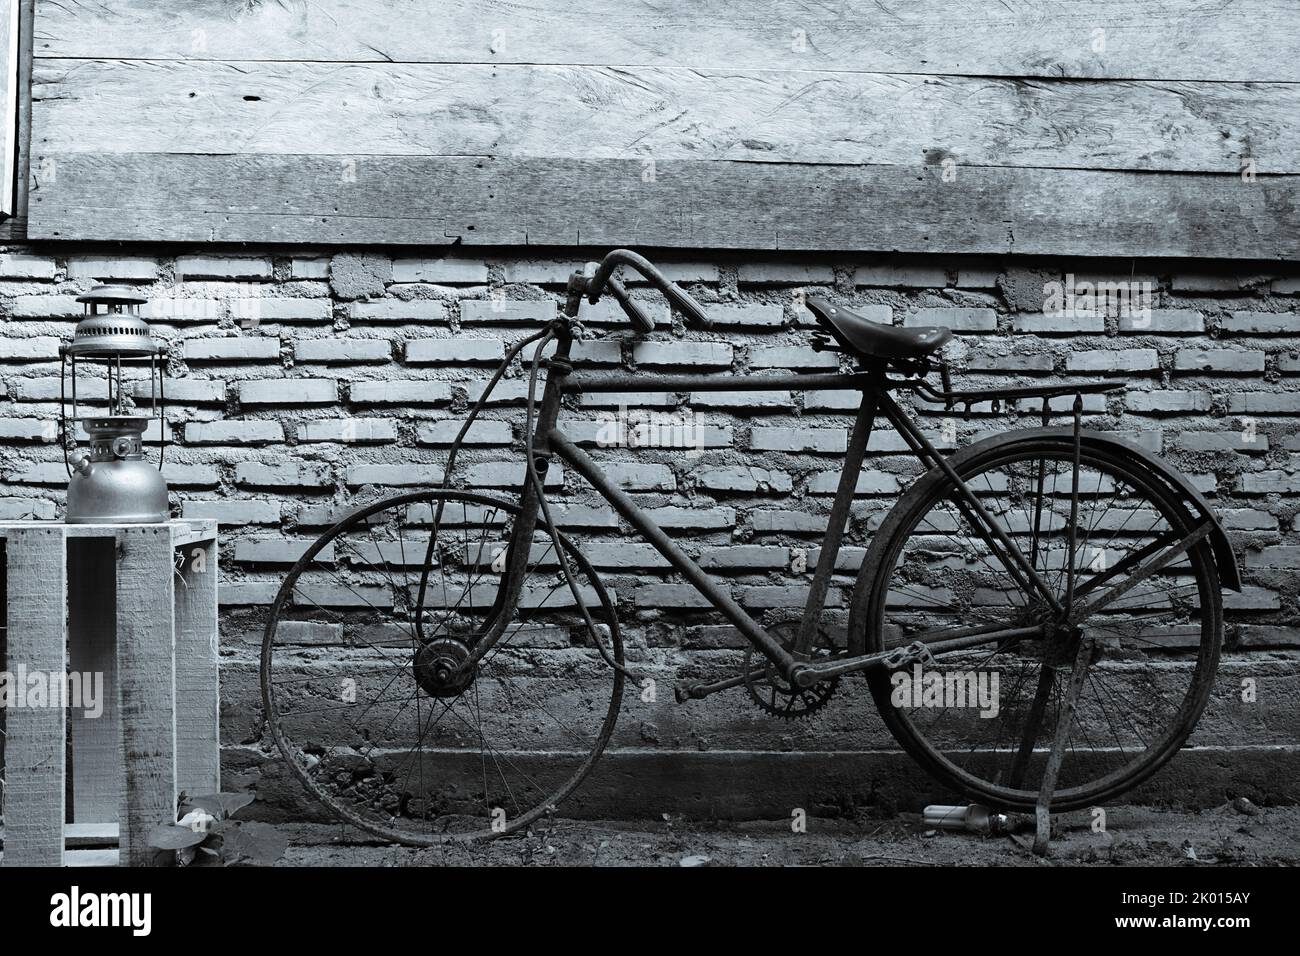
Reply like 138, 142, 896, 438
854, 436, 1222, 812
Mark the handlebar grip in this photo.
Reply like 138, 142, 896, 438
606, 275, 655, 333
670, 286, 713, 330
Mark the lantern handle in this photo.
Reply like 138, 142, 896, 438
59, 347, 74, 478
155, 348, 167, 471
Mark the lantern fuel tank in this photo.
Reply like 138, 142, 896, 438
66, 416, 168, 523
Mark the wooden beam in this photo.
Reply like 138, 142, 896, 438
67, 537, 120, 823
31, 0, 1300, 82
114, 526, 177, 867
1, 527, 66, 867
29, 59, 1297, 174
173, 533, 220, 798
27, 152, 1300, 259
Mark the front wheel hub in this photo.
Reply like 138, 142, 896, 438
413, 638, 475, 698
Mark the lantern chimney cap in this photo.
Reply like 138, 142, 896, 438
66, 287, 160, 358
76, 284, 149, 307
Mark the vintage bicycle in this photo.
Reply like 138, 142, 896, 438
261, 249, 1238, 843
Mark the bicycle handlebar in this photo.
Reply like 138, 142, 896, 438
581, 248, 713, 332
604, 274, 655, 333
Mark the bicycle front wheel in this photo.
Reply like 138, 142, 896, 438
260, 489, 624, 843
857, 437, 1222, 812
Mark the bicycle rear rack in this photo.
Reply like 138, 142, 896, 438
908, 369, 1124, 420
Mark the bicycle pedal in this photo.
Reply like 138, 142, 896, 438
883, 640, 934, 670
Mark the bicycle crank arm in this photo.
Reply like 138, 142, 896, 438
790, 625, 1048, 687
675, 669, 765, 703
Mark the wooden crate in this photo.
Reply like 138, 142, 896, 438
0, 520, 219, 866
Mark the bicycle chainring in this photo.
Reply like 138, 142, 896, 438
743, 621, 841, 721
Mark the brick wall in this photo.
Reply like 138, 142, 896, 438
2, 244, 1298, 816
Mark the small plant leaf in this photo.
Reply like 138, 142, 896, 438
147, 823, 207, 850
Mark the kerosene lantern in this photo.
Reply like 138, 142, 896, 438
59, 286, 168, 523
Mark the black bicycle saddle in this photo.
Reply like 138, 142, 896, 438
805, 296, 952, 361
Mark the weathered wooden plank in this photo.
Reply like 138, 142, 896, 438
0, 0, 36, 238
1, 527, 66, 867
31, 59, 1297, 174
173, 534, 220, 798
31, 0, 1300, 82
0, 0, 18, 216
67, 537, 120, 823
115, 526, 176, 867
27, 153, 1300, 259
0, 520, 192, 537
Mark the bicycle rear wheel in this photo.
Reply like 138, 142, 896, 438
857, 437, 1222, 812
260, 489, 624, 843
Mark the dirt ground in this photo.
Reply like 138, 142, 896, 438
278, 801, 1300, 866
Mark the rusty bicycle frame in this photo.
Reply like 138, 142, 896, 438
441, 253, 1233, 705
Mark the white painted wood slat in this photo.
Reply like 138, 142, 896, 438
114, 526, 177, 867
1, 527, 67, 866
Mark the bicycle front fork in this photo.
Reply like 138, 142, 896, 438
458, 326, 572, 669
